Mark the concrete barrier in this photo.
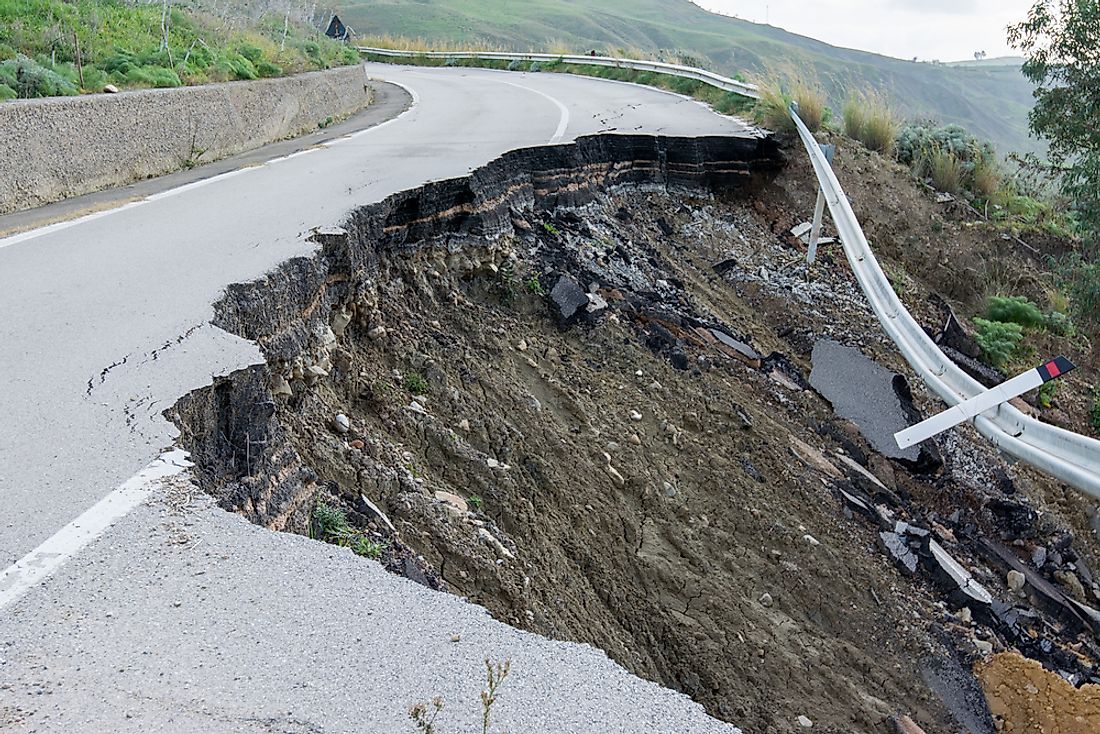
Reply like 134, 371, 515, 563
0, 64, 371, 214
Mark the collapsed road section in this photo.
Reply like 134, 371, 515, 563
170, 133, 1100, 733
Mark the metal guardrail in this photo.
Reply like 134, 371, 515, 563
789, 107, 1100, 499
356, 46, 761, 99
358, 45, 1100, 498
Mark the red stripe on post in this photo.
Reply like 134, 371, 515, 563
1046, 361, 1062, 379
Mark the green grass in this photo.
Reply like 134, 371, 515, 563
405, 371, 429, 395
0, 0, 358, 97
349, 0, 1039, 155
312, 501, 385, 560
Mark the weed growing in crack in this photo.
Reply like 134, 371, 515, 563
542, 221, 560, 237
408, 659, 511, 734
406, 371, 429, 395
496, 259, 519, 307
468, 494, 484, 511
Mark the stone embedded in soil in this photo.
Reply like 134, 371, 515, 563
433, 491, 468, 514
331, 414, 350, 434
1007, 570, 1026, 593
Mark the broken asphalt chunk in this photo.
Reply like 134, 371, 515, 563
881, 531, 919, 575
549, 274, 589, 322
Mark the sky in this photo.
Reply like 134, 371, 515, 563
691, 0, 1035, 62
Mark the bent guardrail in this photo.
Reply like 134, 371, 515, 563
789, 107, 1100, 499
358, 45, 1100, 498
356, 46, 761, 99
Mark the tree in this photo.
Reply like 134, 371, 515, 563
1009, 1, 1100, 248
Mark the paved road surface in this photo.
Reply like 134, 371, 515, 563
0, 63, 750, 733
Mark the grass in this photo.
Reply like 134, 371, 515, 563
525, 276, 545, 296
842, 92, 898, 155
1091, 398, 1100, 436
0, 0, 358, 97
311, 501, 385, 560
927, 148, 963, 194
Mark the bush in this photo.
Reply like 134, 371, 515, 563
896, 121, 998, 195
0, 54, 78, 97
124, 65, 181, 88
973, 317, 1024, 368
986, 295, 1046, 329
0, 82, 14, 100
256, 60, 282, 78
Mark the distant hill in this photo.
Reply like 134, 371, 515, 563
337, 0, 1041, 154
945, 56, 1027, 68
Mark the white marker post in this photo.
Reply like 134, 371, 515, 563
895, 357, 1076, 449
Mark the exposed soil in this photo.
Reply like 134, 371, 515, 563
172, 133, 1100, 734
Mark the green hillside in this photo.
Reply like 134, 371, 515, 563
339, 0, 1040, 154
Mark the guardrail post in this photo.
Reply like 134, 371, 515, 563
806, 143, 834, 264
807, 188, 826, 264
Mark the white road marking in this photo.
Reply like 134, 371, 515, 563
0, 449, 193, 613
491, 78, 571, 144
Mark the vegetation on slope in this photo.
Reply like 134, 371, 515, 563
0, 0, 358, 99
344, 0, 1038, 155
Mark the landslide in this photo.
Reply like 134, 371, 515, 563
172, 132, 1100, 734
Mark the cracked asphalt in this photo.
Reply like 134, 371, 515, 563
0, 64, 750, 732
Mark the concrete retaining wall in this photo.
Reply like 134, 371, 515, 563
0, 64, 371, 214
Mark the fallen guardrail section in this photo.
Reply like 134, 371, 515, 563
357, 45, 1100, 498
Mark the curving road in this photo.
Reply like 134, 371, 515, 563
0, 63, 750, 733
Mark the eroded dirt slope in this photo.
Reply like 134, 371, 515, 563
172, 133, 1100, 734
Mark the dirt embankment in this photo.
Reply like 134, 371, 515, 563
172, 132, 1100, 734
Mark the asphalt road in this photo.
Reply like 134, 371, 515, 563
0, 63, 750, 733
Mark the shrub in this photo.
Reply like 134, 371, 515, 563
0, 83, 14, 100
986, 295, 1046, 329
125, 65, 181, 88
0, 54, 78, 97
973, 317, 1024, 368
896, 121, 998, 194
256, 60, 282, 78
237, 43, 263, 63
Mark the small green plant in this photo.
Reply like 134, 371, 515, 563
542, 221, 560, 236
468, 494, 484, 511
973, 317, 1025, 368
318, 115, 335, 129
525, 276, 545, 296
1091, 399, 1100, 435
1037, 380, 1057, 409
405, 371, 429, 395
986, 295, 1046, 329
